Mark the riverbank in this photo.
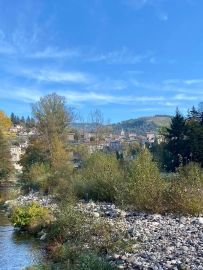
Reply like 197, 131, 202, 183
0, 189, 44, 270
5, 192, 203, 270
77, 201, 203, 270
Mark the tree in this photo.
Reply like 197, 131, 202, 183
19, 138, 49, 172
187, 106, 199, 122
198, 102, 203, 125
0, 130, 13, 181
21, 116, 25, 125
0, 111, 12, 134
32, 93, 71, 144
89, 109, 104, 143
125, 149, 164, 212
186, 118, 203, 166
164, 109, 188, 171
77, 152, 123, 202
10, 112, 16, 125
21, 93, 73, 194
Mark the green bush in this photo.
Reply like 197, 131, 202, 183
21, 163, 50, 193
122, 149, 165, 212
46, 202, 127, 267
11, 202, 52, 232
74, 152, 123, 202
73, 253, 115, 270
26, 254, 115, 270
165, 162, 203, 214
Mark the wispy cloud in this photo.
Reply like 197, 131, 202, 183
18, 69, 93, 84
125, 0, 169, 22
174, 94, 199, 101
0, 87, 41, 103
28, 47, 81, 59
86, 79, 128, 91
60, 90, 165, 105
85, 48, 154, 64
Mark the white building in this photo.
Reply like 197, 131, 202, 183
10, 146, 24, 171
146, 132, 155, 143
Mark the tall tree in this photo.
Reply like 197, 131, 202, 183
20, 93, 73, 193
0, 111, 12, 133
0, 130, 13, 181
186, 121, 203, 166
32, 93, 71, 145
165, 109, 188, 171
89, 109, 104, 143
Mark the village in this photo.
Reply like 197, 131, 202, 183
9, 123, 164, 172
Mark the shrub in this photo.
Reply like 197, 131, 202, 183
11, 202, 52, 232
21, 163, 50, 193
122, 149, 165, 212
47, 203, 86, 244
74, 152, 123, 202
46, 202, 127, 267
165, 162, 203, 214
73, 253, 115, 270
26, 254, 115, 270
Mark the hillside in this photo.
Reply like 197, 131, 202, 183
72, 115, 172, 135
112, 115, 172, 135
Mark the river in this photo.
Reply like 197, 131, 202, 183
0, 188, 43, 270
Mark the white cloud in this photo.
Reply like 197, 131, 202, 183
0, 87, 41, 103
59, 90, 165, 105
173, 94, 198, 101
29, 47, 80, 59
19, 69, 92, 84
85, 48, 154, 64
87, 79, 128, 91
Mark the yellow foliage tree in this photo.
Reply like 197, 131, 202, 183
0, 110, 12, 136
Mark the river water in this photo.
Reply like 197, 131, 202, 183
0, 188, 43, 270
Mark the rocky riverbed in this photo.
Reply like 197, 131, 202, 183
4, 191, 58, 212
4, 194, 203, 270
76, 201, 203, 270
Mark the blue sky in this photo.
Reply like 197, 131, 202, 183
0, 0, 203, 122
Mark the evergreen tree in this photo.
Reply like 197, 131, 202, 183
198, 102, 203, 125
10, 112, 16, 125
165, 109, 188, 171
21, 116, 25, 124
186, 121, 203, 166
187, 106, 199, 122
186, 106, 203, 166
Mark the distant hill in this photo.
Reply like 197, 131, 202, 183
112, 115, 172, 135
72, 115, 172, 136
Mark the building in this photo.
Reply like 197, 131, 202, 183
129, 133, 137, 141
10, 146, 23, 171
146, 132, 155, 143
67, 132, 75, 142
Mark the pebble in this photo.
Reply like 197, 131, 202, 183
76, 200, 203, 270
5, 194, 203, 270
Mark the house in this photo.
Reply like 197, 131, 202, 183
10, 146, 24, 171
146, 132, 155, 143
129, 133, 137, 141
67, 133, 75, 142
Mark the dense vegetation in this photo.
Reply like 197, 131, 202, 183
152, 106, 203, 171
10, 112, 36, 128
